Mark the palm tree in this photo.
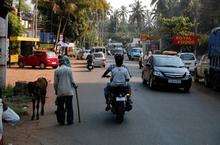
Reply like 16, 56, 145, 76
118, 6, 128, 24
52, 1, 78, 44
129, 0, 146, 34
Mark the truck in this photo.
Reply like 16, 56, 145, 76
204, 27, 220, 90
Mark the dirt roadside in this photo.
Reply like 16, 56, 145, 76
4, 59, 86, 145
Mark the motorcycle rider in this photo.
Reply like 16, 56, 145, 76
86, 52, 94, 67
102, 53, 132, 111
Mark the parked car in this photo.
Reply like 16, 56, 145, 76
178, 53, 196, 74
18, 51, 59, 69
93, 52, 106, 67
142, 55, 192, 92
194, 54, 209, 82
128, 48, 143, 60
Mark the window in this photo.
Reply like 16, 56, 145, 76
180, 53, 195, 61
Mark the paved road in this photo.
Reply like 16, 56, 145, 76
5, 57, 220, 145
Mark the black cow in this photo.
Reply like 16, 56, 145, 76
28, 77, 48, 120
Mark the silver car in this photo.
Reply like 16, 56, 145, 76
93, 52, 106, 67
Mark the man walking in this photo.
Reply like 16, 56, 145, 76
54, 57, 77, 125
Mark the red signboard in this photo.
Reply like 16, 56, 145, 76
172, 35, 199, 45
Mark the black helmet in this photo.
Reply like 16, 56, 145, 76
114, 53, 124, 67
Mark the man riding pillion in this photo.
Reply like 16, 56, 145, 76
102, 54, 132, 111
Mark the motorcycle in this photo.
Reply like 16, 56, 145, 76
110, 85, 132, 123
104, 76, 132, 123
87, 60, 94, 71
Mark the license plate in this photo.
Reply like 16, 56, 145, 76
168, 79, 181, 84
52, 62, 56, 64
116, 97, 126, 102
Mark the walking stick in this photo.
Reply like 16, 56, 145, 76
75, 88, 81, 123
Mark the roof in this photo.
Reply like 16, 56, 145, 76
211, 27, 220, 33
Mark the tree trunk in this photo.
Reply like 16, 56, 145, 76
55, 16, 63, 51
61, 13, 70, 34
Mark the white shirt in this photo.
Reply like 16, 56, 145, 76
111, 66, 130, 86
54, 65, 75, 96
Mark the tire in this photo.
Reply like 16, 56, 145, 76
53, 66, 58, 69
18, 61, 24, 68
116, 114, 124, 124
39, 63, 46, 69
183, 86, 191, 93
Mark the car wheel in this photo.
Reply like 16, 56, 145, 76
53, 66, 58, 69
184, 86, 191, 93
149, 76, 155, 89
39, 63, 46, 69
18, 61, 24, 68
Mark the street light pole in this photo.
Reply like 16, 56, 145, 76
0, 16, 8, 96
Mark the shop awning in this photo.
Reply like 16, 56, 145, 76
10, 36, 40, 42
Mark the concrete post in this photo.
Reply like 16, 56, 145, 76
0, 16, 8, 95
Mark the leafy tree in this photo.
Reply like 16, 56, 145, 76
37, 0, 109, 43
160, 16, 194, 36
8, 12, 24, 37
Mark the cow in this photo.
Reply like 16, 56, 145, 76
28, 77, 48, 120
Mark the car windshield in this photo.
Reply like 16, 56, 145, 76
154, 56, 185, 67
180, 53, 195, 60
94, 53, 103, 58
132, 49, 141, 53
47, 51, 56, 57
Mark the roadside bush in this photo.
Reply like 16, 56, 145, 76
3, 85, 31, 116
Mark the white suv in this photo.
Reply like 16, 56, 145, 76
178, 53, 197, 74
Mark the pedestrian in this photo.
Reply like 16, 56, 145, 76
54, 57, 77, 125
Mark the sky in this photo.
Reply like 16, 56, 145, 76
107, 0, 153, 10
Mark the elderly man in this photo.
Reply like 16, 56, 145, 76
54, 57, 77, 125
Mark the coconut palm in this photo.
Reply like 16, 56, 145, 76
118, 6, 128, 24
129, 0, 146, 33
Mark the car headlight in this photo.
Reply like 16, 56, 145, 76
153, 71, 164, 77
185, 71, 191, 79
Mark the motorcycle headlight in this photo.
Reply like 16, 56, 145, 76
153, 70, 164, 77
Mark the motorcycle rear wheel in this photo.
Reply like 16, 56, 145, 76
116, 114, 124, 123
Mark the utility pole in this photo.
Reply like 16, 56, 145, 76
35, 0, 38, 38
0, 0, 13, 98
0, 16, 8, 94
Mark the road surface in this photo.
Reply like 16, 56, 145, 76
5, 57, 220, 145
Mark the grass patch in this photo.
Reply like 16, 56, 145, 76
3, 85, 31, 116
